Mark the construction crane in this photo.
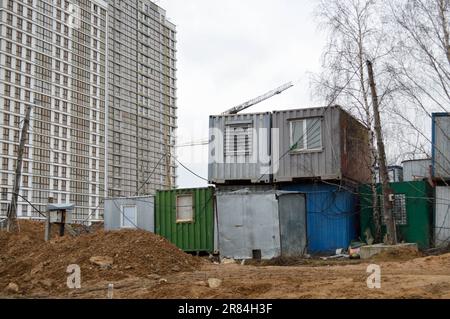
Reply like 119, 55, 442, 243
222, 81, 294, 115
175, 81, 295, 149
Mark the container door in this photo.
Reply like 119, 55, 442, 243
278, 193, 307, 256
217, 194, 247, 259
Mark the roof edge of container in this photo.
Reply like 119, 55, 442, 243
104, 196, 154, 200
156, 186, 215, 192
209, 111, 272, 118
272, 105, 340, 114
432, 112, 450, 117
401, 158, 432, 163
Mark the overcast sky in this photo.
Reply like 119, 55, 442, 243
157, 0, 327, 188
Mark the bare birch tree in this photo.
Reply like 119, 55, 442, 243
384, 0, 450, 162
312, 0, 450, 242
312, 0, 393, 242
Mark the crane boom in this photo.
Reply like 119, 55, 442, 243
222, 81, 294, 115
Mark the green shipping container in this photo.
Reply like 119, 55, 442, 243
360, 181, 433, 249
155, 187, 215, 253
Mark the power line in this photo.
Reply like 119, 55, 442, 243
253, 66, 364, 183
135, 153, 166, 196
174, 157, 209, 182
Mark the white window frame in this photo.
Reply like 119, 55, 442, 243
176, 194, 194, 224
120, 205, 137, 229
224, 122, 253, 157
289, 117, 323, 152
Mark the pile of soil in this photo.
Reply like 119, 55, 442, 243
371, 245, 423, 261
0, 220, 201, 296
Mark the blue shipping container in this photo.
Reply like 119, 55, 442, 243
280, 183, 358, 254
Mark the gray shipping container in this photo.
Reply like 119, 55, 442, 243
432, 113, 450, 180
215, 184, 276, 194
402, 159, 431, 182
435, 187, 450, 247
217, 189, 307, 259
104, 196, 154, 232
272, 106, 371, 184
208, 112, 272, 184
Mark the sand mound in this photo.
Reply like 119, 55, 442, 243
370, 245, 423, 261
0, 220, 201, 295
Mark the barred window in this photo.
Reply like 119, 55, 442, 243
382, 194, 407, 226
225, 123, 253, 156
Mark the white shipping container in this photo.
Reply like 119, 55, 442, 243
435, 187, 450, 247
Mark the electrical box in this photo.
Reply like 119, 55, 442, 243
49, 210, 73, 224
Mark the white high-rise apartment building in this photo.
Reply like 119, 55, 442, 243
0, 0, 177, 222
107, 1, 177, 198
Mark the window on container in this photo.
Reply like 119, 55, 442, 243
225, 124, 253, 156
290, 117, 322, 151
176, 194, 194, 223
120, 205, 137, 229
382, 194, 407, 226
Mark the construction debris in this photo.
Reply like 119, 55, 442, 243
221, 258, 236, 265
320, 249, 349, 260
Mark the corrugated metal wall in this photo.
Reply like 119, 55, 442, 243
432, 113, 450, 180
155, 187, 215, 253
215, 184, 276, 194
435, 186, 450, 247
208, 112, 272, 184
280, 183, 358, 253
402, 159, 431, 182
104, 196, 155, 232
217, 190, 281, 259
272, 107, 341, 182
339, 110, 372, 184
360, 181, 433, 249
272, 106, 370, 184
278, 193, 307, 256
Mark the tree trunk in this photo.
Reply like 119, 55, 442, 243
438, 0, 450, 67
356, 30, 381, 242
366, 60, 397, 245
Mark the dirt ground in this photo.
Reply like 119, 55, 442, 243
1, 221, 450, 299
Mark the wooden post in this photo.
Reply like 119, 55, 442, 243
45, 197, 54, 242
45, 211, 51, 242
7, 103, 32, 232
59, 210, 65, 237
366, 60, 397, 245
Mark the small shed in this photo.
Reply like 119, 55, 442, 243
272, 106, 371, 184
360, 181, 433, 249
155, 187, 216, 253
104, 196, 154, 232
216, 188, 307, 260
280, 182, 358, 253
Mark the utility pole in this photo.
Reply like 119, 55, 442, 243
366, 60, 397, 245
7, 104, 32, 232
